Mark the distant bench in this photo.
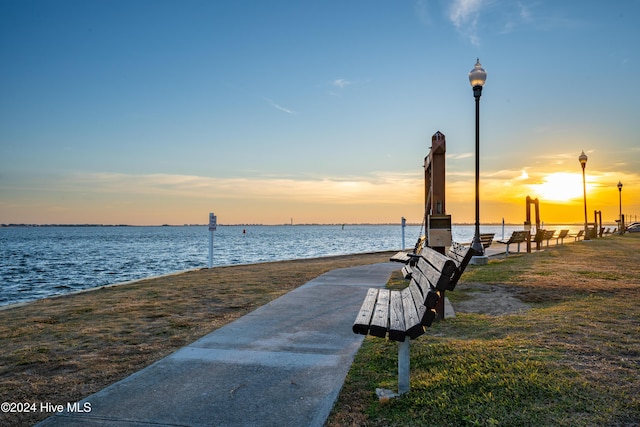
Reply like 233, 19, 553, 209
533, 229, 556, 248
497, 230, 529, 255
480, 233, 495, 249
555, 229, 570, 244
570, 229, 584, 241
353, 242, 477, 394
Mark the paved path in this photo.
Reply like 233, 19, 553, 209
37, 262, 400, 427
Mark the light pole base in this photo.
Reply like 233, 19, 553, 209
470, 255, 488, 265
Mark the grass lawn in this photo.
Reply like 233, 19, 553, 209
327, 234, 640, 427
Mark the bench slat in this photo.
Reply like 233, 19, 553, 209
401, 288, 424, 339
369, 289, 390, 338
409, 288, 434, 326
408, 281, 428, 325
352, 288, 379, 335
421, 249, 457, 280
388, 291, 406, 341
414, 256, 451, 291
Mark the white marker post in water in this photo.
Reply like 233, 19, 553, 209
208, 212, 217, 268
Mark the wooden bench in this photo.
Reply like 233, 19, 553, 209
555, 229, 569, 244
543, 230, 556, 247
533, 229, 556, 248
497, 230, 529, 255
479, 233, 495, 249
571, 229, 585, 241
353, 242, 477, 394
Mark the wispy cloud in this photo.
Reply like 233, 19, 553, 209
264, 98, 296, 114
448, 0, 484, 45
332, 78, 353, 89
55, 171, 422, 203
328, 77, 371, 96
450, 152, 474, 160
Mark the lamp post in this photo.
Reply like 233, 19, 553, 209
579, 151, 590, 240
618, 181, 623, 234
469, 59, 487, 256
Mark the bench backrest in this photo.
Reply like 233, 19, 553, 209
508, 230, 529, 243
445, 242, 478, 290
479, 233, 495, 248
535, 229, 556, 243
406, 244, 476, 308
404, 244, 476, 326
558, 229, 570, 238
411, 253, 454, 293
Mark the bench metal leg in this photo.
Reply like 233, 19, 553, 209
398, 336, 410, 395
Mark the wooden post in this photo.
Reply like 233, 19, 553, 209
525, 196, 532, 253
425, 131, 451, 319
398, 336, 410, 394
429, 132, 446, 216
525, 196, 540, 252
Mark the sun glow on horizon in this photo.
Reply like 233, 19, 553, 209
528, 172, 589, 202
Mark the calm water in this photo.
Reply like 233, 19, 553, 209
0, 224, 586, 307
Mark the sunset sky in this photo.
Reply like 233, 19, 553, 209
1, 1, 638, 226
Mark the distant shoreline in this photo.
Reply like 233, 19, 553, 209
1, 222, 602, 228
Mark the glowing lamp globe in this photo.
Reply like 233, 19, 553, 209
579, 151, 588, 169
468, 59, 487, 88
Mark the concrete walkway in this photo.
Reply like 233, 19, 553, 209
37, 262, 400, 427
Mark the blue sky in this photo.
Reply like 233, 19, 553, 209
1, 0, 639, 225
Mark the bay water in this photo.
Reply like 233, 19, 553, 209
0, 223, 585, 307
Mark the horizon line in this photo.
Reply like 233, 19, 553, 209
1, 222, 609, 228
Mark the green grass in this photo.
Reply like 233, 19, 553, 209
337, 316, 622, 427
328, 235, 640, 427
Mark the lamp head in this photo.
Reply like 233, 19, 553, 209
618, 181, 623, 190
469, 58, 487, 96
579, 151, 588, 168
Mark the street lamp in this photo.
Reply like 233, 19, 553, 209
618, 181, 623, 234
469, 59, 487, 256
579, 151, 590, 240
